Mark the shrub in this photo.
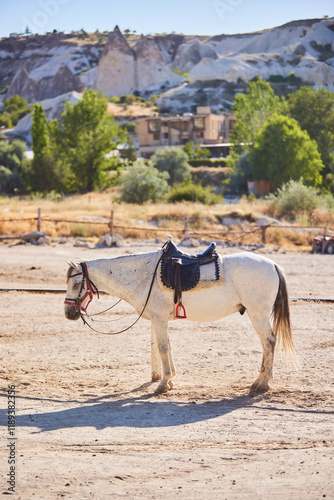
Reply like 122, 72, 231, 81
266, 180, 320, 215
120, 94, 136, 105
122, 121, 138, 133
4, 94, 30, 125
227, 149, 252, 193
168, 181, 223, 205
119, 160, 170, 204
110, 96, 121, 104
151, 147, 191, 186
0, 114, 12, 128
188, 159, 228, 167
0, 166, 25, 193
183, 141, 211, 160
0, 85, 9, 95
319, 192, 334, 211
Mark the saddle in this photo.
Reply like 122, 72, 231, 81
161, 240, 219, 318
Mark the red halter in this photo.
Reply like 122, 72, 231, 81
64, 262, 99, 314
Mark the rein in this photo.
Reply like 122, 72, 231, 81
65, 255, 163, 335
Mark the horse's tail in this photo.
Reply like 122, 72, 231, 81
272, 264, 298, 364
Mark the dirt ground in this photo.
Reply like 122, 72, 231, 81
0, 240, 333, 499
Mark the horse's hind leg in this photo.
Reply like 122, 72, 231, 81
247, 311, 277, 393
151, 318, 175, 393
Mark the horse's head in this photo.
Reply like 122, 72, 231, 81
64, 261, 98, 320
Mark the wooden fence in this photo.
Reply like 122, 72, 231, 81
0, 208, 332, 246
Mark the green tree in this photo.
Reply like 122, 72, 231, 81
227, 149, 253, 193
31, 104, 48, 158
251, 114, 324, 187
183, 141, 211, 159
231, 77, 287, 154
120, 135, 137, 163
3, 94, 30, 125
120, 160, 170, 203
288, 86, 334, 173
151, 147, 191, 186
26, 106, 72, 192
0, 139, 27, 193
29, 104, 53, 192
57, 90, 124, 192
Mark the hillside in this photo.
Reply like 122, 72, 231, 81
0, 17, 333, 114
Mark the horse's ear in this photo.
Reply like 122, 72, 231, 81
66, 260, 82, 272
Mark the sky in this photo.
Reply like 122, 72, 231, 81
0, 0, 333, 38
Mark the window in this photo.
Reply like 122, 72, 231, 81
196, 131, 204, 138
170, 120, 181, 131
148, 120, 161, 133
181, 121, 188, 131
153, 133, 160, 141
193, 117, 205, 130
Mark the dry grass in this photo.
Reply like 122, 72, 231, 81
107, 102, 157, 118
0, 193, 332, 250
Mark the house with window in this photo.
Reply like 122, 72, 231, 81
138, 106, 235, 156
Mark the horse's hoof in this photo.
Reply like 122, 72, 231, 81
155, 381, 171, 393
249, 382, 270, 394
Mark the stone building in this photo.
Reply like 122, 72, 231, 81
138, 106, 235, 155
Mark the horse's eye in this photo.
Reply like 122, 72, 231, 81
73, 282, 80, 288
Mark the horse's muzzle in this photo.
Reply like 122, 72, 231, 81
64, 306, 81, 321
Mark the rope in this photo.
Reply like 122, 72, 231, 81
0, 289, 333, 304
0, 288, 107, 295
80, 254, 163, 335
289, 297, 334, 304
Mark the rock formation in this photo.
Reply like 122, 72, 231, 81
40, 63, 84, 100
0, 18, 333, 111
172, 39, 218, 73
95, 26, 137, 96
6, 66, 41, 101
95, 26, 183, 96
133, 35, 182, 93
5, 63, 84, 102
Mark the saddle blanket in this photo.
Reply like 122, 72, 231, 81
198, 260, 221, 285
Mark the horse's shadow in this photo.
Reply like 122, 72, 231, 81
0, 385, 332, 434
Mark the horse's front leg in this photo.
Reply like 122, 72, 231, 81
151, 322, 161, 382
151, 317, 175, 393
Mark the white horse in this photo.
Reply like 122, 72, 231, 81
64, 246, 296, 394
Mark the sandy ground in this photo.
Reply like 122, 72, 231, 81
0, 240, 333, 499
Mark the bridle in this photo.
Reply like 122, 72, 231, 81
64, 255, 163, 335
64, 262, 99, 314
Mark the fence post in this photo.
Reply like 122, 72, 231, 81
261, 226, 267, 245
37, 208, 41, 232
184, 217, 189, 239
109, 210, 114, 237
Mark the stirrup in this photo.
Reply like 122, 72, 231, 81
175, 303, 187, 319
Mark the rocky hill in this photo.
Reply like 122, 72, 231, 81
0, 18, 333, 114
